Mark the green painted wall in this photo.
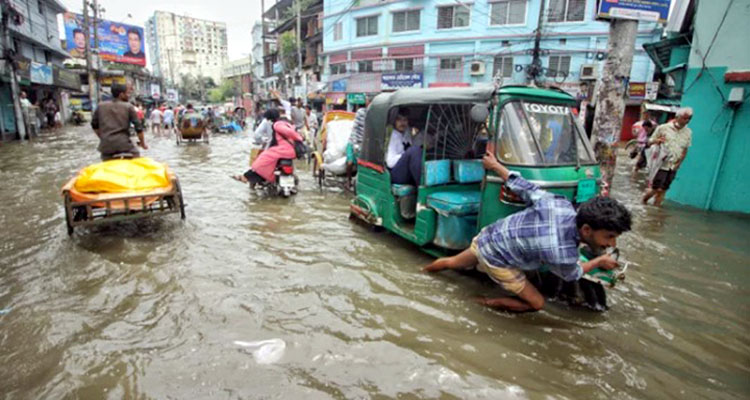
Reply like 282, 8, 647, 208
667, 67, 750, 213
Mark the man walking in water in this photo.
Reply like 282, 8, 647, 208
642, 107, 693, 206
91, 83, 147, 160
424, 151, 631, 312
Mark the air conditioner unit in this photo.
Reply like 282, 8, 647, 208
470, 61, 485, 76
580, 64, 598, 80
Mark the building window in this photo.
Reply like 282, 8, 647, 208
548, 0, 586, 22
490, 0, 526, 26
394, 58, 414, 71
37, 0, 43, 14
547, 55, 571, 77
331, 63, 347, 74
437, 6, 470, 29
358, 60, 374, 72
440, 57, 461, 70
493, 56, 513, 78
334, 22, 343, 41
356, 15, 379, 37
392, 10, 420, 32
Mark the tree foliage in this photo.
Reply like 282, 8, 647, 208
278, 31, 298, 72
208, 79, 238, 103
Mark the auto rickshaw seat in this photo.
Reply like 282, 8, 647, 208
453, 159, 484, 183
391, 184, 416, 197
426, 191, 481, 250
426, 191, 481, 216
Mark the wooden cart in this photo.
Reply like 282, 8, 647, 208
62, 175, 186, 235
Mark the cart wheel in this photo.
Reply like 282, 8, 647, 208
64, 197, 74, 236
176, 181, 186, 220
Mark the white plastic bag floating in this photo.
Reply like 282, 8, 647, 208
323, 156, 347, 175
234, 338, 286, 364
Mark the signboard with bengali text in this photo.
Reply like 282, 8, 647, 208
381, 73, 423, 90
597, 0, 671, 23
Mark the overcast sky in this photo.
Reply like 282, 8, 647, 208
59, 0, 265, 61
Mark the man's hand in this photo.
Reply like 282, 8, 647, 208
656, 136, 666, 144
138, 141, 149, 150
595, 254, 619, 270
482, 150, 510, 180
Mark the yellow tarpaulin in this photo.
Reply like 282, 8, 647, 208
74, 158, 171, 193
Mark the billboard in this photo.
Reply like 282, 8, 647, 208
63, 13, 146, 66
597, 0, 671, 23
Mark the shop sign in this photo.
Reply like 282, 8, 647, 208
100, 75, 127, 86
13, 56, 31, 84
272, 63, 282, 74
53, 65, 81, 91
347, 93, 366, 105
150, 83, 160, 99
30, 62, 53, 85
166, 88, 179, 103
597, 0, 671, 23
326, 92, 346, 105
382, 72, 422, 90
294, 85, 305, 99
331, 79, 347, 92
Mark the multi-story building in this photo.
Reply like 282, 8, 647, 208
222, 58, 253, 111
261, 0, 323, 98
321, 0, 661, 109
0, 0, 78, 140
145, 11, 229, 85
251, 19, 277, 96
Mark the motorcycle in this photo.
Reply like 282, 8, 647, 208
249, 138, 299, 198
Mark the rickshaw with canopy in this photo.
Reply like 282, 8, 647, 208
350, 85, 623, 310
311, 110, 357, 189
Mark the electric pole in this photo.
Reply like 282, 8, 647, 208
92, 0, 101, 104
591, 19, 638, 196
82, 0, 97, 111
528, 0, 546, 84
1, 2, 26, 140
296, 0, 302, 99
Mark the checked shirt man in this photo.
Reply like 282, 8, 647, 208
424, 151, 632, 312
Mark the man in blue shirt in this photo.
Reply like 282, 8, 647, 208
424, 151, 632, 312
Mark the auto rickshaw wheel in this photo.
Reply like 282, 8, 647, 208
176, 181, 186, 220
64, 195, 74, 235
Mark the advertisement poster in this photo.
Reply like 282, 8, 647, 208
166, 89, 179, 103
63, 13, 146, 66
150, 83, 161, 99
597, 0, 671, 23
381, 73, 423, 90
30, 62, 53, 85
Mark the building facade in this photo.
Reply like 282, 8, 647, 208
145, 11, 229, 85
1, 0, 75, 139
321, 0, 661, 107
222, 57, 253, 111
651, 0, 750, 213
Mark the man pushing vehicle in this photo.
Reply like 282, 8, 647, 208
91, 83, 147, 160
424, 151, 632, 312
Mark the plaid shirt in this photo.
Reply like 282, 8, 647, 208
476, 172, 583, 281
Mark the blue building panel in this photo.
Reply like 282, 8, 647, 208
322, 0, 661, 98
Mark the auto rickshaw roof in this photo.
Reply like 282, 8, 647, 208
497, 85, 576, 102
380, 85, 497, 107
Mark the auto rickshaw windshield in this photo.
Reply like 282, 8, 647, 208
497, 101, 596, 166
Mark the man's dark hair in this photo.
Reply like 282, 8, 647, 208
186, 103, 193, 110
264, 108, 280, 122
305, 105, 312, 111
111, 83, 127, 98
643, 120, 654, 128
288, 97, 296, 104
127, 28, 141, 40
73, 28, 84, 37
576, 197, 632, 233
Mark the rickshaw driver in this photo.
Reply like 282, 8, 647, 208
424, 151, 632, 312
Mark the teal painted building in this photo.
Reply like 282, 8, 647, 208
653, 0, 750, 213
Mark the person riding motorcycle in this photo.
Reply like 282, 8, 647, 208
233, 117, 303, 186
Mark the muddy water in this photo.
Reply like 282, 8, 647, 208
1, 126, 748, 399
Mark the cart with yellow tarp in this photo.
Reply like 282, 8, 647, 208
61, 158, 185, 235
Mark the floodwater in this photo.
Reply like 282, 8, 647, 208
1, 125, 748, 399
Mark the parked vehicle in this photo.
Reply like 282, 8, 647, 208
311, 110, 356, 189
350, 85, 619, 310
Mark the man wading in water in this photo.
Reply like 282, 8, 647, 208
424, 151, 632, 312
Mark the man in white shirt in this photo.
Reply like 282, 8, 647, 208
387, 112, 428, 186
163, 107, 175, 135
149, 107, 162, 135
386, 113, 414, 169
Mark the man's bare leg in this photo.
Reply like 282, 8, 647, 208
423, 249, 477, 272
642, 188, 656, 204
654, 189, 666, 206
477, 283, 545, 312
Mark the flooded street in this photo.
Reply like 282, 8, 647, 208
1, 125, 748, 399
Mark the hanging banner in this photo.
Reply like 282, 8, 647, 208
63, 13, 147, 66
166, 89, 179, 103
30, 62, 53, 85
150, 83, 161, 99
597, 0, 672, 23
381, 73, 423, 90
13, 56, 31, 85
52, 65, 82, 91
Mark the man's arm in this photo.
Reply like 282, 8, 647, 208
548, 255, 620, 282
91, 107, 100, 137
385, 131, 404, 168
649, 126, 665, 145
482, 150, 548, 204
129, 105, 148, 150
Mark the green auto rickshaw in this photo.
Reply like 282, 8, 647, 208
350, 85, 622, 310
